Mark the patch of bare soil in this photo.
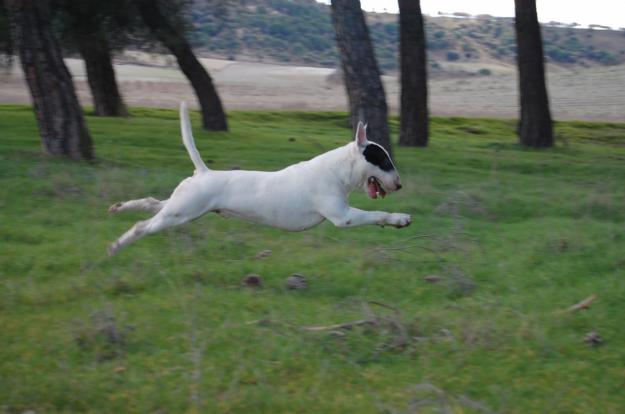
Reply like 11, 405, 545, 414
1, 54, 624, 121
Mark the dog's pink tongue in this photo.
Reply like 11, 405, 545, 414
367, 181, 378, 199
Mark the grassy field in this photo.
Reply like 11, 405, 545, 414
1, 105, 624, 413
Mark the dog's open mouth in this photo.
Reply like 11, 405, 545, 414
367, 176, 386, 199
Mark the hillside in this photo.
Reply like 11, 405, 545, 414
185, 0, 625, 72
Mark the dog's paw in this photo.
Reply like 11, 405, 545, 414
108, 202, 123, 215
107, 242, 119, 257
387, 213, 412, 228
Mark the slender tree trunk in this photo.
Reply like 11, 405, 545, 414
133, 0, 227, 131
77, 33, 128, 117
7, 0, 93, 159
398, 0, 428, 147
514, 0, 553, 147
0, 1, 13, 68
331, 0, 391, 155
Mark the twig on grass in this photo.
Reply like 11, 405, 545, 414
302, 319, 376, 331
244, 300, 406, 341
243, 318, 376, 331
567, 294, 597, 312
377, 243, 439, 254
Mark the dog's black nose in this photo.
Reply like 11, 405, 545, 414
396, 184, 402, 190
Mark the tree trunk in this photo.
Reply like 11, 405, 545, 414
133, 0, 227, 131
78, 33, 128, 117
7, 0, 93, 159
330, 0, 391, 156
514, 0, 553, 147
398, 0, 428, 147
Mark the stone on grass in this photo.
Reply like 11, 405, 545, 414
423, 274, 442, 283
584, 331, 603, 346
254, 249, 272, 259
242, 274, 263, 288
285, 274, 308, 290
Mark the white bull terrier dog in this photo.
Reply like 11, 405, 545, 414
107, 102, 411, 256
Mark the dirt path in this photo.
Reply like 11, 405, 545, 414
1, 56, 624, 121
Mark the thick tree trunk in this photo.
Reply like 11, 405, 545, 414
78, 33, 128, 117
134, 0, 227, 131
331, 0, 391, 155
398, 0, 428, 147
7, 0, 93, 159
514, 0, 553, 147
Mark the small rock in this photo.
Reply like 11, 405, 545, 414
230, 165, 241, 170
285, 274, 308, 290
423, 274, 442, 283
242, 274, 263, 288
584, 331, 603, 346
254, 249, 272, 259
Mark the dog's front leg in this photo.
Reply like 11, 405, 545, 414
322, 205, 411, 229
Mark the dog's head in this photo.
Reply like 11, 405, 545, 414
352, 122, 402, 199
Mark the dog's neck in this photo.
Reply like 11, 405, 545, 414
306, 143, 366, 194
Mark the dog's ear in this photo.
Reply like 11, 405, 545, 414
355, 121, 368, 147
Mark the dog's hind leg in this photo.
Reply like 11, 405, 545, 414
107, 198, 209, 256
108, 212, 179, 256
108, 175, 215, 256
108, 197, 168, 215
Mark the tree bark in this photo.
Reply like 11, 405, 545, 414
77, 33, 128, 117
331, 0, 391, 155
7, 0, 93, 159
133, 0, 227, 131
398, 0, 428, 147
514, 0, 553, 147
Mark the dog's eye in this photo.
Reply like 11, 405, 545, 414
363, 144, 394, 172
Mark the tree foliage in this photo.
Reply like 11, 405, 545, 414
51, 0, 139, 53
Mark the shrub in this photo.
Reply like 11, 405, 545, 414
446, 51, 460, 61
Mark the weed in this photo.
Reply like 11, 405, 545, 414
71, 305, 133, 362
379, 383, 496, 414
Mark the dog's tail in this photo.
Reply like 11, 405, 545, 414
180, 102, 209, 174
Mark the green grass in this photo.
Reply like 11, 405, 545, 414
1, 105, 624, 413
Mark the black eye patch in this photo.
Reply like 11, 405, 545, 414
363, 144, 394, 172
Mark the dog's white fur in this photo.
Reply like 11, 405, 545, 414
107, 102, 411, 255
